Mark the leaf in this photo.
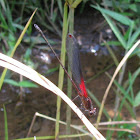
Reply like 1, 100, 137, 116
0, 8, 37, 90
3, 105, 8, 140
101, 41, 121, 46
127, 27, 140, 49
92, 5, 127, 48
91, 5, 134, 26
19, 81, 38, 88
4, 79, 19, 86
4, 79, 38, 88
134, 91, 140, 107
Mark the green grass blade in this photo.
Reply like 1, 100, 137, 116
127, 27, 140, 49
92, 5, 127, 48
55, 3, 68, 139
134, 91, 140, 107
0, 8, 37, 90
66, 7, 74, 135
91, 5, 134, 26
4, 79, 38, 88
0, 8, 8, 30
106, 72, 135, 118
0, 0, 6, 11
6, 4, 15, 32
57, 0, 63, 17
11, 8, 37, 57
3, 105, 8, 140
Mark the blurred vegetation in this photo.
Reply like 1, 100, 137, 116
0, 0, 140, 139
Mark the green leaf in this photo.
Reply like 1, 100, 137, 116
0, 8, 37, 90
129, 3, 140, 13
134, 91, 140, 107
130, 47, 140, 57
19, 81, 38, 88
4, 79, 38, 88
92, 5, 127, 48
101, 41, 121, 46
3, 105, 8, 140
91, 5, 134, 26
0, 0, 6, 11
46, 66, 59, 74
127, 27, 140, 49
4, 79, 19, 86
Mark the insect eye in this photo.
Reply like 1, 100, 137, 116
89, 111, 94, 116
89, 108, 96, 116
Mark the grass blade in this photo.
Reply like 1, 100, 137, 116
92, 5, 127, 48
0, 8, 37, 90
127, 27, 140, 49
3, 105, 8, 140
91, 5, 134, 26
96, 39, 140, 129
55, 3, 68, 138
0, 53, 106, 140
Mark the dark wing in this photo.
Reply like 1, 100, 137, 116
66, 33, 84, 95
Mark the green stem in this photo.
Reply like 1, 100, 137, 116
55, 3, 68, 139
66, 7, 74, 136
3, 105, 8, 140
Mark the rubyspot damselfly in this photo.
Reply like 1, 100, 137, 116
34, 24, 96, 116
66, 34, 96, 116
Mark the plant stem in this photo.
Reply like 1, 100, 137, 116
66, 7, 74, 136
55, 3, 68, 139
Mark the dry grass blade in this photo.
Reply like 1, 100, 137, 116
99, 127, 136, 134
27, 112, 93, 138
0, 53, 106, 140
97, 120, 140, 126
96, 40, 140, 128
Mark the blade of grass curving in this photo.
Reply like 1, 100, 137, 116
127, 27, 140, 49
10, 8, 37, 57
0, 8, 37, 90
55, 3, 68, 139
92, 5, 127, 49
96, 40, 140, 129
3, 104, 8, 140
91, 5, 134, 26
0, 53, 105, 140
